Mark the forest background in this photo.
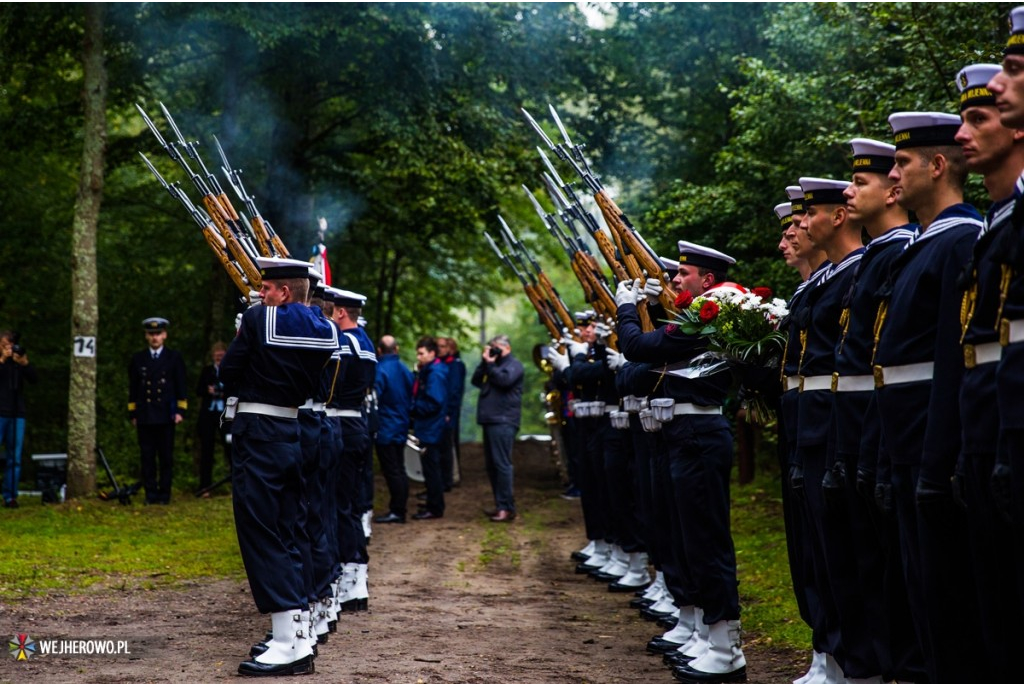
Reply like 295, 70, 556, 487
0, 2, 1009, 492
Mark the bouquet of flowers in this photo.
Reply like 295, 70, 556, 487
670, 285, 789, 425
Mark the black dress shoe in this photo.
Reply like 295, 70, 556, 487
634, 588, 649, 597
641, 606, 675, 621
327, 620, 337, 634
412, 510, 442, 520
646, 637, 684, 654
249, 641, 268, 658
575, 561, 602, 574
570, 550, 590, 562
657, 615, 679, 630
664, 650, 697, 666
609, 579, 648, 592
237, 654, 315, 677
629, 596, 656, 609
340, 597, 368, 612
588, 568, 621, 581
316, 632, 328, 645
672, 662, 746, 683
374, 512, 405, 524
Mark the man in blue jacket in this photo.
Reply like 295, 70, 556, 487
373, 335, 414, 523
471, 334, 524, 522
410, 336, 449, 520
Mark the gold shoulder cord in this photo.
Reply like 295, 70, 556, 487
837, 307, 851, 355
652, 365, 669, 395
870, 300, 889, 367
959, 270, 978, 345
797, 329, 809, 376
779, 333, 790, 383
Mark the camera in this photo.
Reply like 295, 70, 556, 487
11, 344, 24, 356
489, 346, 501, 358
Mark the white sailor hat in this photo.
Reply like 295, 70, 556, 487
257, 257, 320, 281
677, 241, 736, 272
849, 138, 896, 174
142, 317, 169, 332
956, 64, 1001, 111
660, 257, 680, 277
325, 287, 366, 308
785, 185, 806, 214
1005, 7, 1024, 55
888, 112, 961, 149
799, 177, 849, 206
774, 202, 793, 229
574, 309, 598, 326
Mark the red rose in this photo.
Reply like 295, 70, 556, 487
752, 286, 773, 299
675, 291, 694, 309
699, 300, 720, 323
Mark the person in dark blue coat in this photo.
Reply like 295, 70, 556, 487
373, 335, 414, 523
128, 317, 188, 505
221, 257, 337, 677
410, 336, 449, 519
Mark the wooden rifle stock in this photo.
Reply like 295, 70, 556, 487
201, 195, 262, 288
201, 226, 250, 295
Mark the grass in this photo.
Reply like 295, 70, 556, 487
0, 492, 245, 598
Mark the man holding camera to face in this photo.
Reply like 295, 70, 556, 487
471, 334, 524, 522
0, 331, 36, 508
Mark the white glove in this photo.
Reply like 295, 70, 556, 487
234, 313, 243, 332
594, 321, 613, 343
615, 279, 639, 307
643, 277, 664, 304
247, 290, 261, 307
606, 350, 625, 371
567, 339, 589, 358
548, 346, 570, 372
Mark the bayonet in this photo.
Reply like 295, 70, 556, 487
521, 107, 558, 152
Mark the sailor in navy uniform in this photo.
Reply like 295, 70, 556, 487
989, 5, 1024, 626
325, 287, 377, 613
872, 112, 985, 683
792, 176, 871, 683
777, 187, 832, 685
221, 257, 338, 677
953, 61, 1024, 680
128, 317, 187, 505
833, 139, 923, 683
616, 241, 746, 684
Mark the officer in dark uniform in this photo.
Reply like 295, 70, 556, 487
222, 257, 338, 677
871, 112, 984, 683
128, 317, 187, 505
989, 8, 1024, 627
325, 287, 377, 611
833, 139, 922, 683
777, 188, 831, 685
616, 242, 746, 683
953, 62, 1024, 681
792, 176, 869, 682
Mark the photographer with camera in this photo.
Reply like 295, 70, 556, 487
196, 341, 230, 496
471, 334, 524, 522
0, 331, 37, 508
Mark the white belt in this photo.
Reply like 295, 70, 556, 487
1004, 318, 1024, 346
298, 399, 315, 409
782, 375, 799, 394
325, 408, 361, 418
799, 375, 832, 393
872, 361, 934, 389
831, 373, 875, 393
236, 402, 299, 419
299, 400, 326, 412
672, 403, 722, 416
964, 341, 1001, 369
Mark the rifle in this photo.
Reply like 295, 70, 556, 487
497, 215, 578, 337
136, 103, 263, 290
484, 231, 564, 341
523, 184, 617, 325
213, 135, 290, 258
523, 106, 678, 315
139, 153, 252, 296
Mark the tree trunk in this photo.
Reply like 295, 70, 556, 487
66, 4, 107, 498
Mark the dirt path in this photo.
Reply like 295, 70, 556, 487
1, 441, 801, 683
